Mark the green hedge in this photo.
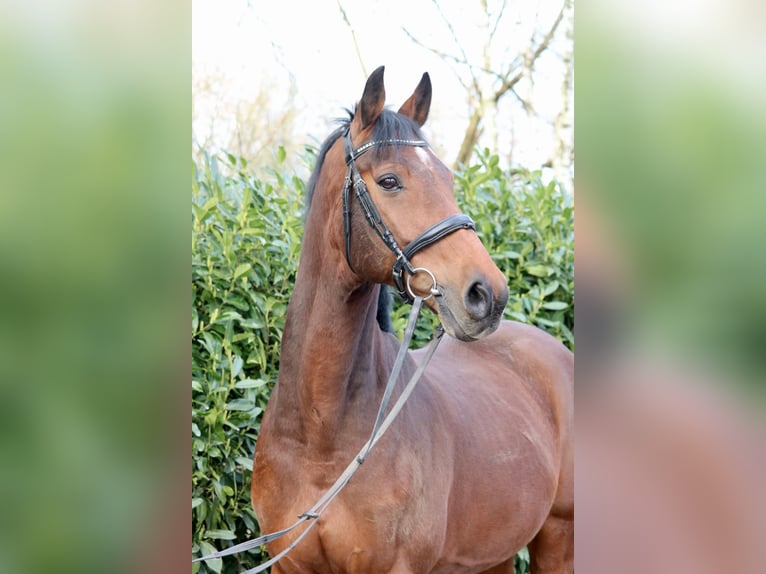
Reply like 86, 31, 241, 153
192, 148, 573, 573
192, 150, 304, 572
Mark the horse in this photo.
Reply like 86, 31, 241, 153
251, 66, 573, 573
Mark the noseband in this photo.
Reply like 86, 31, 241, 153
341, 128, 475, 302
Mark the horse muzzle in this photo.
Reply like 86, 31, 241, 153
433, 278, 509, 341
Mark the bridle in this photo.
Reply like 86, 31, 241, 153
193, 127, 476, 573
341, 127, 475, 301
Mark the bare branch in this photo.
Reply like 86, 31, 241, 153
336, 0, 367, 77
494, 70, 522, 103
402, 27, 473, 94
510, 86, 535, 115
402, 27, 506, 87
531, 2, 566, 64
430, 0, 481, 96
489, 0, 508, 42
493, 1, 566, 101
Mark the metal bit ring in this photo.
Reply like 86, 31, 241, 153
406, 267, 439, 301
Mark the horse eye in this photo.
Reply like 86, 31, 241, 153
377, 175, 401, 192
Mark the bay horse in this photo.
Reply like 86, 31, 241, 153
251, 66, 573, 573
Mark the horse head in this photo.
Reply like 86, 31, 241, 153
314, 66, 509, 341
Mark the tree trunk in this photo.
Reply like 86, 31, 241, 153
455, 109, 482, 167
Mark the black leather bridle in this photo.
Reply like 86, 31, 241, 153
341, 128, 475, 302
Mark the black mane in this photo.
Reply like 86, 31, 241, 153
303, 107, 424, 334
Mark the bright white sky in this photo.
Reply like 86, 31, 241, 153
192, 0, 571, 172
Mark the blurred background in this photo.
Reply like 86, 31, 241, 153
0, 1, 189, 573
577, 0, 766, 572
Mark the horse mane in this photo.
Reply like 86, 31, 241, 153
303, 107, 425, 334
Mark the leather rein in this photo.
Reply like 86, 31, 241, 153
194, 130, 476, 573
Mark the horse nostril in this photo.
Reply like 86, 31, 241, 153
464, 279, 493, 320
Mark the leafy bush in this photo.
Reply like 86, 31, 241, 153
192, 151, 304, 572
192, 148, 573, 573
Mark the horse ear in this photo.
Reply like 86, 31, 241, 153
398, 72, 432, 126
356, 66, 386, 131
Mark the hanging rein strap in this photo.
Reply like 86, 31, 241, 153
342, 128, 476, 302
193, 296, 444, 573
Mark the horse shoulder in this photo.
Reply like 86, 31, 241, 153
492, 319, 573, 383
492, 320, 574, 515
488, 319, 574, 450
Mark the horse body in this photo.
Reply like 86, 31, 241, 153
252, 67, 573, 573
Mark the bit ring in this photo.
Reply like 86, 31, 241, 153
406, 267, 439, 301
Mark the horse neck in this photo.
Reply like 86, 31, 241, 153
271, 202, 384, 451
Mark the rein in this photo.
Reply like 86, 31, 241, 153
193, 295, 444, 573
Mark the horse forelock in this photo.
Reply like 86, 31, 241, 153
367, 108, 425, 152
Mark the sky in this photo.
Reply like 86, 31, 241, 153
192, 0, 572, 177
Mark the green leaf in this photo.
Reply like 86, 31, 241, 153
541, 301, 569, 310
235, 378, 268, 389
542, 280, 560, 296
205, 530, 236, 540
197, 541, 222, 573
239, 318, 265, 330
520, 242, 534, 257
507, 311, 527, 322
192, 497, 203, 509
225, 399, 256, 411
525, 265, 551, 277
230, 355, 243, 378
233, 263, 252, 280
201, 196, 219, 214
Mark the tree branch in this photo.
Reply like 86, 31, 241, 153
510, 86, 535, 115
489, 0, 508, 42
493, 1, 566, 101
336, 0, 367, 77
531, 2, 566, 63
455, 108, 483, 167
402, 28, 507, 87
402, 27, 473, 94
430, 0, 481, 97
